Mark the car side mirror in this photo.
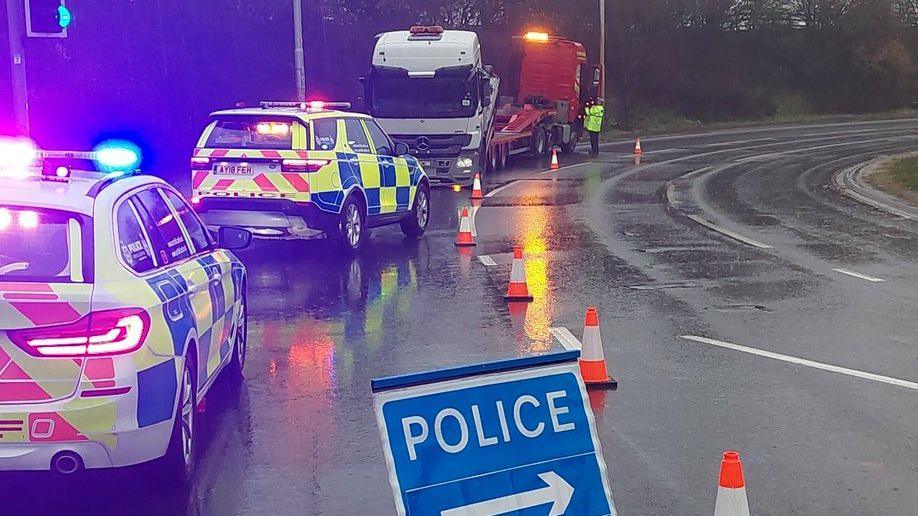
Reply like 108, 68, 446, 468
218, 227, 252, 250
394, 142, 410, 156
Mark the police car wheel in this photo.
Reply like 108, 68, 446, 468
228, 291, 247, 380
161, 357, 197, 484
401, 183, 430, 238
338, 198, 366, 252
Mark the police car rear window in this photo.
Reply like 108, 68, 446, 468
205, 116, 298, 150
0, 207, 90, 283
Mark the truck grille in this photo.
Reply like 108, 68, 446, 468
390, 134, 473, 158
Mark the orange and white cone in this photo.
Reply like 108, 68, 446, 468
550, 148, 560, 170
454, 207, 476, 247
504, 246, 533, 301
634, 138, 643, 155
714, 451, 750, 516
471, 173, 484, 199
579, 306, 617, 389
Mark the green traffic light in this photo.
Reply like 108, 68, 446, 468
57, 5, 72, 29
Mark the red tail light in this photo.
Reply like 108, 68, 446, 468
8, 308, 150, 357
282, 159, 329, 173
191, 157, 211, 170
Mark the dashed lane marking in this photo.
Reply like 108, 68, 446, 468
550, 327, 581, 351
478, 255, 497, 267
832, 268, 885, 283
685, 214, 773, 249
681, 335, 918, 391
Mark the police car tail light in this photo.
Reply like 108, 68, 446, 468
191, 157, 211, 170
9, 308, 150, 357
282, 159, 328, 173
256, 122, 290, 136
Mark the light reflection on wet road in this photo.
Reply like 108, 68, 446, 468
6, 119, 918, 514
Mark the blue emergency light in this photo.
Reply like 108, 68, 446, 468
93, 140, 142, 173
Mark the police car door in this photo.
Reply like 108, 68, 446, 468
132, 188, 213, 391
342, 118, 384, 216
161, 188, 238, 388
365, 119, 412, 214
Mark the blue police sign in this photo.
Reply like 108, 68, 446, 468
372, 351, 616, 515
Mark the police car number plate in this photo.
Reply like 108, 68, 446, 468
213, 163, 254, 177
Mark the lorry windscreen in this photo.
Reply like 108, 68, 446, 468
370, 67, 479, 119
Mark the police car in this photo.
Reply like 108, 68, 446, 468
0, 138, 250, 483
190, 101, 431, 251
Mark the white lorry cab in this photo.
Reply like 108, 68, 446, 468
365, 26, 499, 185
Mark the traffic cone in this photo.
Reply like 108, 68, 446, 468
504, 246, 534, 302
579, 306, 617, 389
714, 451, 750, 516
633, 138, 643, 155
471, 173, 484, 199
550, 148, 560, 170
454, 207, 476, 247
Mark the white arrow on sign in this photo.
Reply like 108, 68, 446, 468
440, 471, 574, 516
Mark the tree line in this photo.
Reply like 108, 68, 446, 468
306, 0, 918, 127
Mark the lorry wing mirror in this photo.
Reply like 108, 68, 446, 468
395, 142, 410, 156
481, 81, 495, 107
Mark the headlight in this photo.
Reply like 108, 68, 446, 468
456, 158, 473, 169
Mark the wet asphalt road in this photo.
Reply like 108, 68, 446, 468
6, 117, 918, 515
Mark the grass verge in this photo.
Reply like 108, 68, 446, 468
868, 156, 918, 205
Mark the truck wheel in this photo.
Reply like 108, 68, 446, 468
400, 182, 430, 238
561, 131, 580, 154
336, 196, 366, 253
530, 127, 547, 158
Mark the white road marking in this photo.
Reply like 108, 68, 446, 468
478, 255, 497, 267
832, 268, 885, 283
483, 180, 519, 198
550, 327, 582, 351
685, 214, 773, 249
468, 204, 479, 237
540, 162, 593, 174
680, 335, 918, 391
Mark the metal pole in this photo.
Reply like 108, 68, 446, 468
599, 0, 605, 100
292, 0, 307, 100
6, 0, 29, 135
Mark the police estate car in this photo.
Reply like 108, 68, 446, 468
190, 101, 431, 251
0, 139, 250, 483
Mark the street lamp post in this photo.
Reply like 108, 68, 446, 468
293, 0, 307, 100
599, 0, 605, 100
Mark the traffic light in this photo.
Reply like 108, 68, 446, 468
25, 0, 72, 37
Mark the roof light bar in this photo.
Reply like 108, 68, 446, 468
409, 25, 444, 35
0, 137, 39, 178
258, 101, 352, 111
523, 31, 551, 42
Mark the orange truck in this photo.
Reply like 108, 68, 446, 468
485, 32, 603, 172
